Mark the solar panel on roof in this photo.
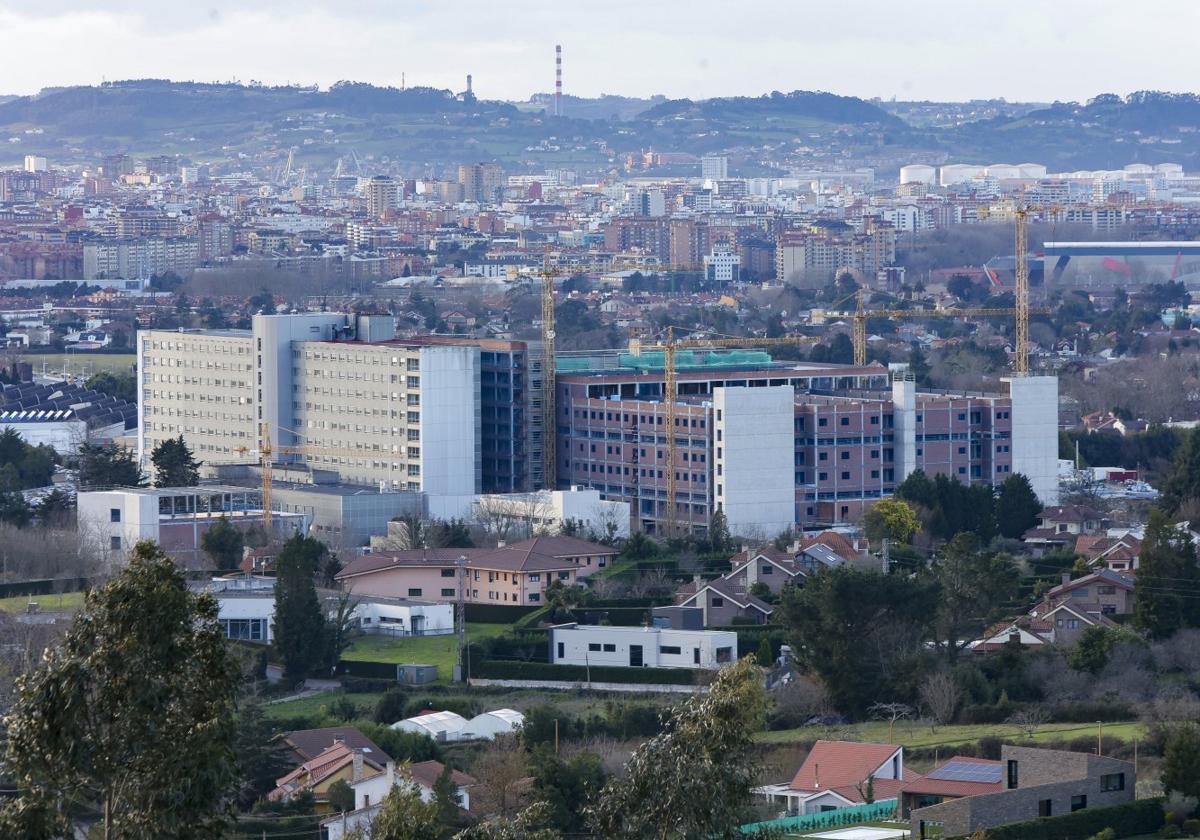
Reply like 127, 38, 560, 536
927, 761, 1003, 784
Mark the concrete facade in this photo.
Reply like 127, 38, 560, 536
911, 746, 1135, 839
714, 386, 796, 538
1004, 376, 1061, 505
549, 623, 738, 670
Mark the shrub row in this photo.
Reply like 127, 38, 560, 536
470, 658, 698, 686
462, 603, 540, 623
0, 576, 90, 599
337, 660, 399, 680
970, 798, 1163, 840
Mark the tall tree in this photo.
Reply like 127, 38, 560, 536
151, 434, 201, 487
587, 656, 768, 840
529, 746, 606, 833
348, 779, 441, 840
0, 541, 239, 838
453, 803, 562, 840
1135, 508, 1200, 640
432, 763, 465, 831
77, 442, 143, 488
930, 533, 1021, 663
201, 516, 244, 571
1163, 724, 1200, 800
863, 498, 920, 545
273, 534, 329, 681
1161, 426, 1200, 514
781, 565, 937, 715
995, 473, 1042, 539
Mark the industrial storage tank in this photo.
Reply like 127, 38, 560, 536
1155, 162, 1184, 177
1017, 163, 1048, 179
985, 164, 1021, 180
900, 164, 937, 185
940, 164, 985, 187
1123, 163, 1153, 174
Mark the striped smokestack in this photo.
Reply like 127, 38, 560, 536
555, 44, 562, 117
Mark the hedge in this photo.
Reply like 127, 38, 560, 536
969, 798, 1163, 840
337, 660, 400, 680
462, 603, 540, 623
471, 658, 698, 686
0, 576, 90, 599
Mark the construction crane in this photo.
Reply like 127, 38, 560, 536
1014, 206, 1031, 375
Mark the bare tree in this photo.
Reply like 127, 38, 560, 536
771, 675, 831, 729
919, 671, 962, 730
474, 493, 555, 544
868, 702, 914, 741
628, 566, 674, 599
469, 733, 529, 818
1007, 707, 1049, 740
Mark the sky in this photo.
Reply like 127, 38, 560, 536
2, 1, 1199, 103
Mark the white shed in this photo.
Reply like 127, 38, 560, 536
460, 709, 525, 741
391, 710, 467, 742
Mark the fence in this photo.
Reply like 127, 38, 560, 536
739, 798, 898, 835
362, 626, 455, 639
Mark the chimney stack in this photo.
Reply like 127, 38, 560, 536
352, 748, 365, 782
554, 45, 562, 117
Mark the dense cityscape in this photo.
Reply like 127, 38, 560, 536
2, 6, 1200, 839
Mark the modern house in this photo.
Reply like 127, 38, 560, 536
910, 746, 1136, 838
757, 740, 912, 815
899, 756, 1005, 818
674, 575, 774, 626
323, 760, 476, 840
335, 536, 617, 607
549, 623, 738, 670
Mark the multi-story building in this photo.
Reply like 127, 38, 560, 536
775, 221, 897, 288
83, 237, 199, 280
701, 155, 729, 180
138, 316, 543, 497
703, 242, 741, 284
457, 163, 504, 204
554, 351, 1058, 535
364, 175, 399, 220
197, 217, 234, 262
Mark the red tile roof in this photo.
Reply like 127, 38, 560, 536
788, 740, 903, 793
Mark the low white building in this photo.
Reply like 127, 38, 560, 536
390, 710, 468, 742
467, 487, 630, 540
351, 598, 454, 637
549, 624, 738, 670
459, 709, 524, 741
323, 760, 475, 840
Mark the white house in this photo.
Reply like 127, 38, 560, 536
390, 711, 467, 742
322, 760, 476, 840
207, 577, 276, 643
350, 598, 455, 637
459, 709, 525, 741
549, 624, 738, 670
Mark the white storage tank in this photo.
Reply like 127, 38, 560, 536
1155, 162, 1184, 178
1017, 163, 1048, 179
985, 164, 1021, 180
940, 164, 985, 187
900, 164, 937, 185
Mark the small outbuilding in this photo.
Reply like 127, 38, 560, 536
459, 709, 525, 741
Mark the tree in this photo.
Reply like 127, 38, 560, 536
453, 803, 562, 840
374, 687, 409, 725
1069, 625, 1140, 674
0, 491, 31, 528
77, 441, 143, 488
587, 656, 769, 840
151, 434, 201, 487
201, 516, 244, 571
919, 671, 963, 728
707, 509, 732, 553
86, 371, 137, 403
427, 518, 474, 549
0, 540, 239, 838
1135, 508, 1200, 640
273, 534, 329, 680
781, 566, 937, 715
756, 636, 775, 668
354, 778, 441, 840
863, 498, 920, 545
996, 473, 1042, 539
1007, 707, 1049, 739
529, 746, 605, 833
1164, 724, 1200, 800
930, 534, 1020, 663
1162, 427, 1200, 514
432, 763, 465, 830
472, 734, 528, 818
327, 779, 356, 814
233, 699, 293, 810
34, 488, 73, 527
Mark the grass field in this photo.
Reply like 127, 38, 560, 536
23, 352, 136, 377
0, 590, 85, 613
757, 719, 1143, 749
340, 623, 510, 680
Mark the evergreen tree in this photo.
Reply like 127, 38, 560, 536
707, 509, 732, 554
201, 515, 244, 571
930, 533, 1020, 663
1164, 724, 1200, 800
77, 441, 143, 488
995, 473, 1042, 539
1135, 508, 1200, 639
151, 434, 201, 487
432, 763, 465, 830
529, 746, 605, 833
273, 534, 329, 681
1161, 426, 1200, 514
357, 780, 441, 840
35, 488, 73, 527
756, 636, 775, 668
0, 541, 239, 837
0, 490, 31, 528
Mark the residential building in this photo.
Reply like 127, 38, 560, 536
910, 746, 1135, 839
775, 221, 897, 288
324, 760, 475, 840
704, 241, 741, 284
701, 155, 729, 180
364, 175, 399, 219
350, 597, 455, 638
458, 163, 504, 204
548, 623, 738, 670
757, 740, 912, 815
674, 575, 773, 625
83, 236, 199, 280
277, 727, 392, 768
336, 536, 617, 606
270, 741, 387, 814
899, 756, 1004, 818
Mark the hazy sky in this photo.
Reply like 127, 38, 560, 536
2, 1, 1198, 103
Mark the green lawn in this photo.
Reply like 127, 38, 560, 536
758, 719, 1143, 749
22, 352, 136, 376
262, 690, 387, 722
0, 590, 85, 614
340, 623, 510, 681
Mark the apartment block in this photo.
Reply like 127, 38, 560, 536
83, 237, 199, 280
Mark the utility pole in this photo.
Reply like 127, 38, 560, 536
454, 555, 468, 682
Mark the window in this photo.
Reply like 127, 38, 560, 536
556, 642, 564, 660
1039, 799, 1052, 817
110, 508, 121, 523
1101, 773, 1125, 792
407, 588, 422, 597
715, 646, 733, 663
441, 568, 456, 577
1007, 760, 1019, 789
660, 645, 682, 655
529, 573, 541, 582
110, 536, 121, 551
761, 565, 773, 575
589, 643, 601, 651
711, 597, 724, 607
528, 593, 540, 602
441, 588, 455, 597
603, 643, 616, 652
1071, 795, 1087, 812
